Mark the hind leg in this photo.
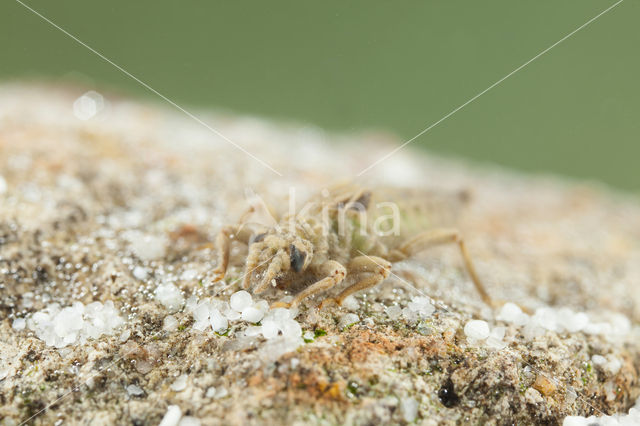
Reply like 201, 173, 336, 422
395, 228, 494, 308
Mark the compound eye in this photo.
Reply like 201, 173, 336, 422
289, 244, 307, 273
250, 232, 267, 244
353, 191, 371, 210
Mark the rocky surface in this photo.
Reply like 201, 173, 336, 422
1, 84, 639, 425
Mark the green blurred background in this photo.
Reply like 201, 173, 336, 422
1, 1, 638, 190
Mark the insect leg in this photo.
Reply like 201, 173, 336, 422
397, 228, 494, 308
242, 241, 268, 289
212, 226, 234, 282
253, 249, 289, 294
212, 225, 254, 282
273, 260, 346, 309
320, 256, 391, 308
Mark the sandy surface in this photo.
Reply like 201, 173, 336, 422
1, 84, 639, 425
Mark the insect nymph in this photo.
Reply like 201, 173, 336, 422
212, 186, 493, 309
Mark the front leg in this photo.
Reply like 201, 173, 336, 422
212, 225, 254, 282
272, 260, 346, 309
320, 255, 390, 308
253, 249, 290, 294
242, 241, 268, 289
